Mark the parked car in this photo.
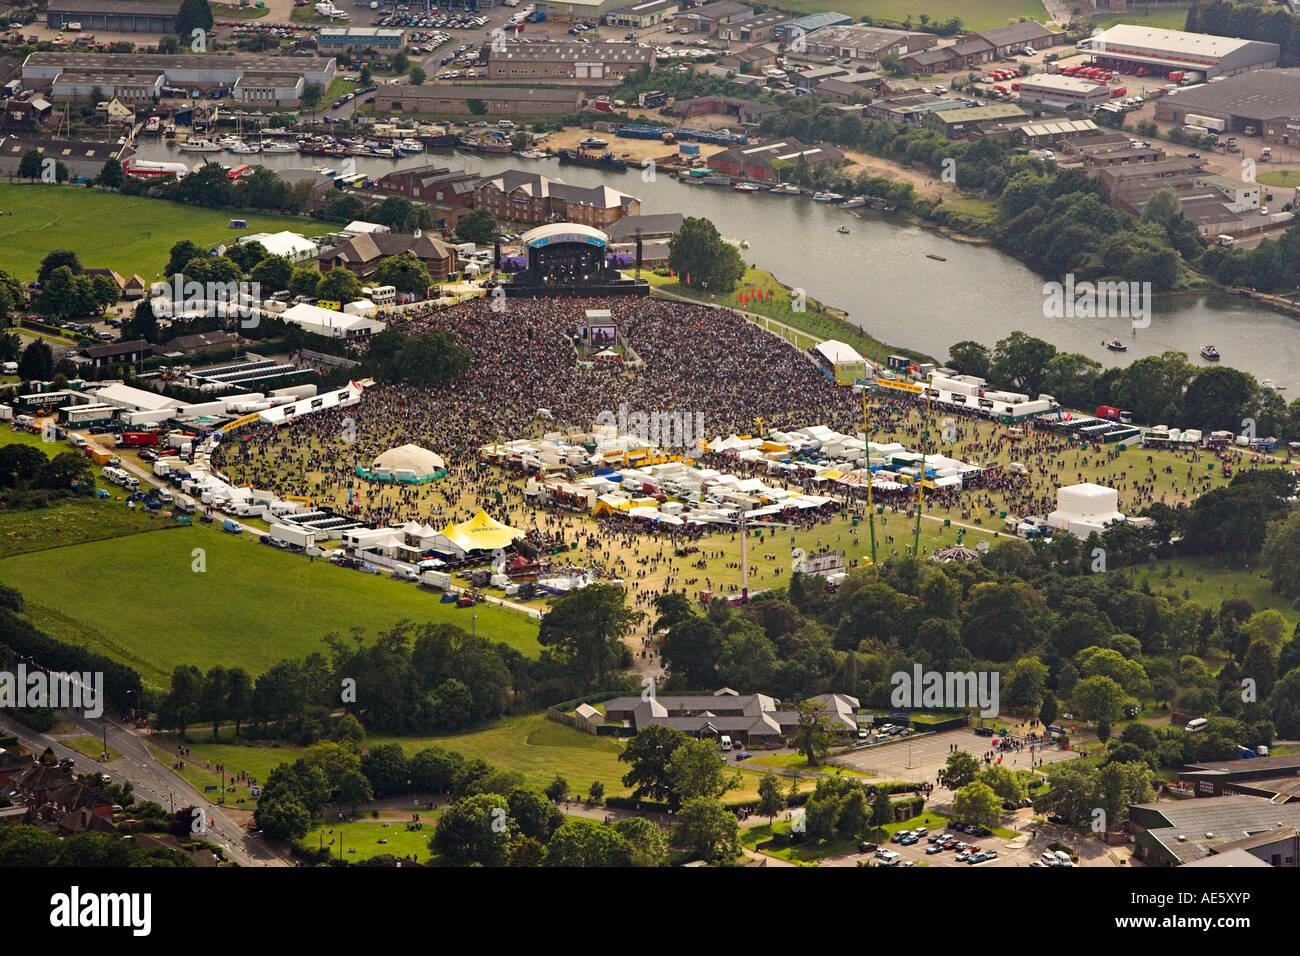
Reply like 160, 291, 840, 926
858, 841, 877, 853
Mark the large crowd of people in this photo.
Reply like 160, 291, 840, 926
212, 293, 1257, 668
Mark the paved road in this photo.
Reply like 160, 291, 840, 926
0, 708, 283, 866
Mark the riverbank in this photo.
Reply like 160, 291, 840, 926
637, 266, 935, 365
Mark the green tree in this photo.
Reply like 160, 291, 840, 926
618, 724, 688, 804
454, 207, 499, 245
666, 738, 740, 803
951, 781, 1001, 828
176, 0, 214, 35
537, 584, 640, 688
671, 796, 740, 862
316, 267, 363, 305
757, 770, 784, 826
98, 157, 125, 190
791, 699, 837, 767
430, 792, 514, 866
373, 252, 431, 295
667, 216, 745, 294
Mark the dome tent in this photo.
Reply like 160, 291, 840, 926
357, 443, 447, 484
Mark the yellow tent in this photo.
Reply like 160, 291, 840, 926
437, 510, 524, 552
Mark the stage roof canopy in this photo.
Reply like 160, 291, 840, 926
521, 223, 610, 249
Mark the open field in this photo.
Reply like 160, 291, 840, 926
1137, 556, 1299, 631
171, 714, 819, 808
778, 0, 1052, 30
305, 818, 439, 863
1088, 6, 1192, 31
0, 497, 172, 559
0, 184, 333, 282
0, 520, 541, 687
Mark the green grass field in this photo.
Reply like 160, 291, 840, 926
0, 497, 172, 559
777, 0, 1052, 30
64, 735, 122, 763
305, 818, 439, 863
0, 520, 541, 687
1258, 171, 1300, 189
1087, 5, 1192, 31
1138, 556, 1299, 631
171, 714, 818, 811
0, 184, 333, 282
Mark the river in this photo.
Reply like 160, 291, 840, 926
136, 140, 1300, 390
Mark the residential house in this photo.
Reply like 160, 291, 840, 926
318, 232, 461, 282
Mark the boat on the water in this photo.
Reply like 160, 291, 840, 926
1105, 339, 1128, 352
812, 191, 843, 202
260, 141, 297, 154
841, 196, 867, 208
228, 142, 261, 154
178, 138, 221, 153
558, 148, 628, 170
396, 138, 425, 154
513, 148, 548, 159
733, 181, 762, 192
1200, 344, 1221, 361
768, 183, 801, 195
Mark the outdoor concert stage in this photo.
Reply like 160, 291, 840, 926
496, 223, 649, 298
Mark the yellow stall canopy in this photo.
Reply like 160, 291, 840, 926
438, 510, 524, 552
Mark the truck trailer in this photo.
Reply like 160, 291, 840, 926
269, 524, 317, 549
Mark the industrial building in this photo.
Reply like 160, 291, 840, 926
924, 102, 1026, 136
1077, 25, 1278, 80
772, 11, 853, 42
708, 137, 845, 184
0, 134, 130, 182
50, 69, 163, 103
46, 0, 180, 33
801, 25, 938, 64
716, 12, 791, 45
604, 0, 680, 29
317, 27, 406, 51
232, 72, 306, 108
21, 52, 337, 91
672, 2, 752, 33
484, 40, 654, 84
1015, 73, 1111, 113
1128, 794, 1300, 866
384, 84, 584, 116
974, 21, 1066, 57
1152, 68, 1300, 143
534, 0, 628, 24
1179, 754, 1300, 802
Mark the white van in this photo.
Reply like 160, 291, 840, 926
2, 361, 17, 374
1185, 717, 1209, 733
719, 735, 733, 751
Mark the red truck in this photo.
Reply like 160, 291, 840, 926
1095, 406, 1133, 424
116, 431, 159, 447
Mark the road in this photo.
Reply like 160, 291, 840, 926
0, 708, 283, 865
